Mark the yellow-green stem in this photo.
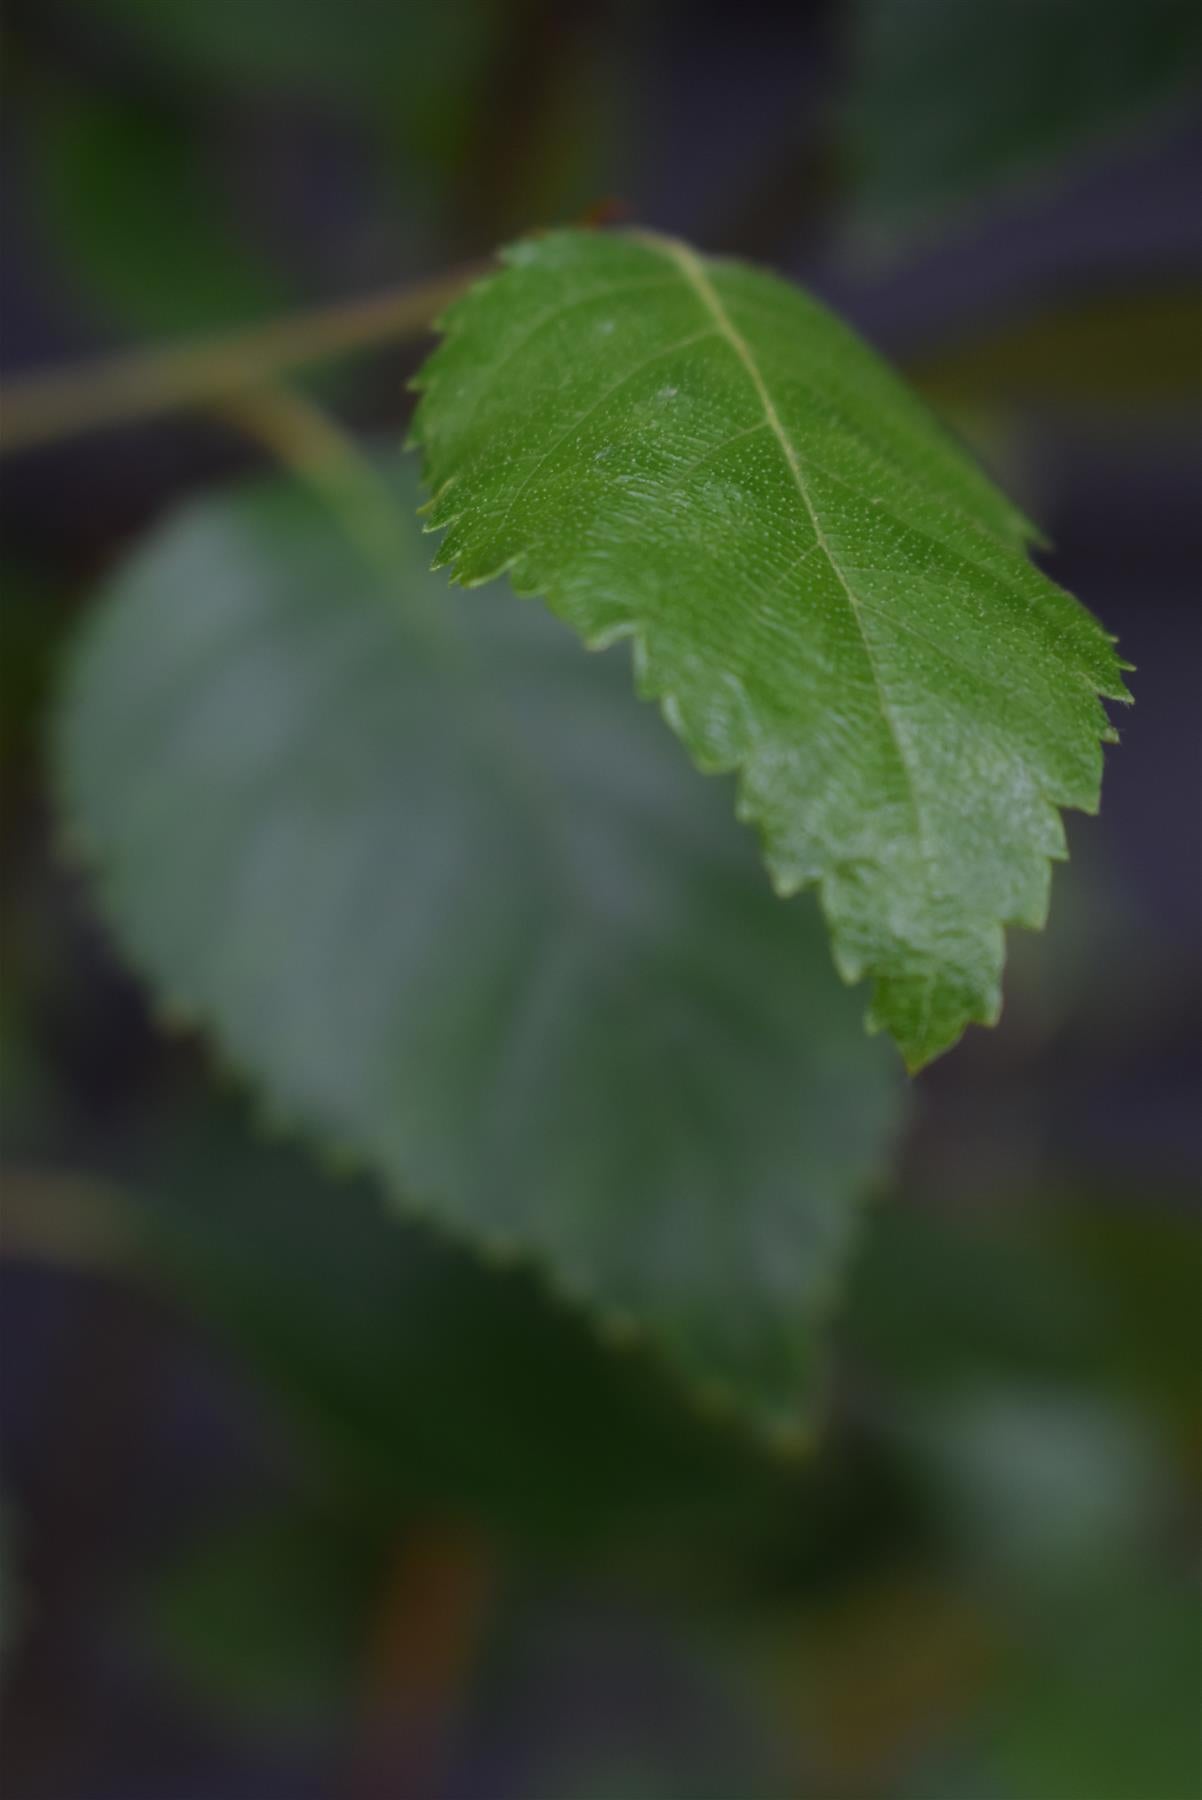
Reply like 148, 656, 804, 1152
0, 261, 484, 454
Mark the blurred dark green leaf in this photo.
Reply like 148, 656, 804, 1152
77, 0, 500, 169
77, 0, 492, 104
144, 1509, 380, 1727
29, 88, 286, 338
841, 1191, 1197, 1589
124, 1100, 789, 1543
991, 1577, 1201, 1800
805, 1192, 1199, 1800
845, 0, 1202, 244
54, 458, 902, 1436
906, 1385, 1168, 1580
842, 1200, 1105, 1396
843, 1190, 1202, 1467
1, 561, 67, 793
1051, 1201, 1202, 1450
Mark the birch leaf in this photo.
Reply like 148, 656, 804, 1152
53, 466, 901, 1437
412, 229, 1129, 1068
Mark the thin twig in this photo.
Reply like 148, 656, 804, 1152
0, 1169, 138, 1273
347, 1522, 497, 1800
0, 261, 485, 455
216, 383, 411, 568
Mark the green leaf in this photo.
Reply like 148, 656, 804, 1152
73, 0, 490, 106
142, 1510, 379, 1727
29, 89, 286, 339
845, 0, 1202, 246
992, 1577, 1202, 1800
124, 1098, 796, 1539
411, 229, 1129, 1068
74, 0, 500, 164
53, 463, 901, 1436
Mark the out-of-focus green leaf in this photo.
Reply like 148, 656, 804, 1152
841, 1200, 1107, 1394
991, 1578, 1202, 1800
845, 0, 1202, 245
124, 1101, 787, 1541
814, 1190, 1199, 1800
77, 0, 499, 161
54, 461, 901, 1438
844, 1191, 1202, 1452
77, 0, 487, 100
907, 1386, 1168, 1579
143, 1510, 379, 1726
1051, 1200, 1202, 1450
29, 90, 285, 338
413, 229, 1128, 1068
0, 562, 67, 791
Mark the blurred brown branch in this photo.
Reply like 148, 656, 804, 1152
216, 384, 414, 565
0, 261, 485, 455
348, 1521, 497, 1800
0, 1169, 138, 1274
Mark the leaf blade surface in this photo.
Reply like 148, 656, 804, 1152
413, 229, 1129, 1066
54, 465, 901, 1433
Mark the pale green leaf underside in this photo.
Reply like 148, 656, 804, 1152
412, 229, 1130, 1067
53, 467, 901, 1436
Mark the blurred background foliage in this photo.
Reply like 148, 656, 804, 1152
1, 0, 1199, 1796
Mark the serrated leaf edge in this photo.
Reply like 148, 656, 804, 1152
47, 527, 904, 1453
409, 228, 1132, 1071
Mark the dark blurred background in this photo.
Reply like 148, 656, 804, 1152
1, 2, 1200, 1796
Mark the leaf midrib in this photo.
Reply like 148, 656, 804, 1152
644, 231, 934, 874
648, 231, 950, 1057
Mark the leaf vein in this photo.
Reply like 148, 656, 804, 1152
435, 272, 680, 415
493, 327, 718, 543
651, 234, 935, 866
